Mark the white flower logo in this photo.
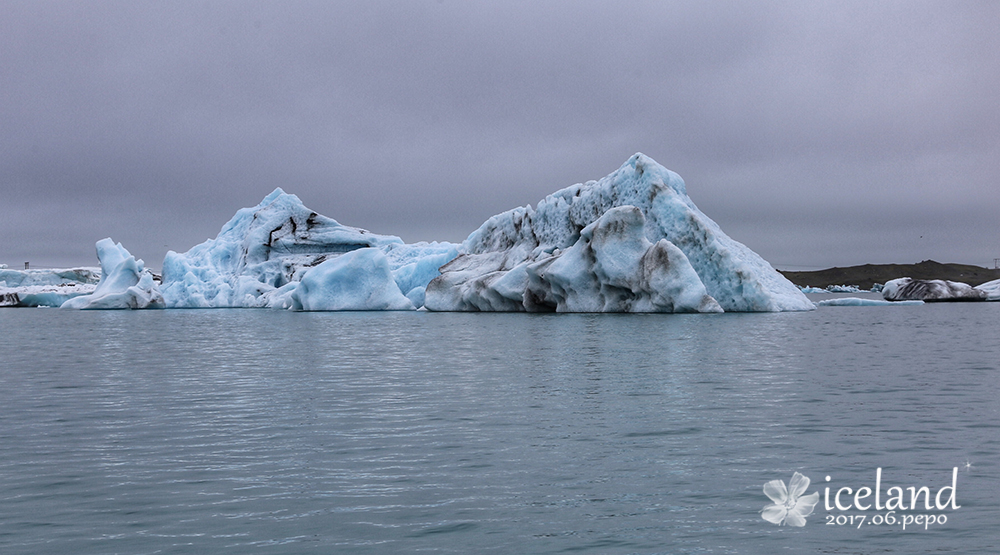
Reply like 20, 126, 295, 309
761, 472, 820, 527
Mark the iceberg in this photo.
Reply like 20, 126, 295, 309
0, 266, 100, 307
61, 238, 164, 309
159, 188, 457, 309
425, 153, 813, 312
16, 154, 814, 313
825, 284, 863, 293
975, 278, 1000, 301
882, 278, 987, 302
816, 297, 923, 307
0, 266, 100, 288
800, 284, 883, 294
0, 283, 97, 307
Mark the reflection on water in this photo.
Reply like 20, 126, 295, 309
0, 305, 997, 554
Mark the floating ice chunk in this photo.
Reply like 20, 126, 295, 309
825, 284, 863, 293
975, 278, 1000, 301
817, 297, 924, 306
426, 153, 812, 312
882, 277, 986, 302
801, 284, 884, 294
0, 266, 100, 307
0, 283, 97, 307
61, 238, 164, 309
0, 266, 100, 288
290, 248, 414, 311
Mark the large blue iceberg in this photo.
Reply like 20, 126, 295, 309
425, 154, 813, 312
43, 154, 811, 312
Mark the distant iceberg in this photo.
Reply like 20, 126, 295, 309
798, 284, 882, 294
976, 278, 1000, 301
425, 154, 813, 312
825, 284, 864, 293
817, 297, 923, 307
0, 266, 99, 307
51, 153, 813, 312
882, 278, 987, 302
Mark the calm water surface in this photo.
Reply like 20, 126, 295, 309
1, 302, 998, 554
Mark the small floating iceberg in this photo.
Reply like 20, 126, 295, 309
0, 266, 100, 307
816, 297, 923, 307
825, 284, 864, 293
799, 284, 880, 294
882, 278, 987, 302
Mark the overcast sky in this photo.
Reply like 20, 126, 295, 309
2, 0, 997, 271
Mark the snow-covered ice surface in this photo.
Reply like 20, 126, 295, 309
61, 239, 164, 309
816, 297, 923, 307
425, 154, 813, 312
0, 267, 100, 307
159, 188, 457, 309
882, 277, 987, 302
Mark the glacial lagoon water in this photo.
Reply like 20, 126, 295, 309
1, 300, 997, 554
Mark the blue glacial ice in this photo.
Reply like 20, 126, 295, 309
290, 248, 415, 311
158, 188, 457, 309
425, 153, 813, 312
61, 238, 164, 309
976, 278, 1000, 301
54, 154, 814, 312
0, 266, 100, 307
520, 206, 722, 313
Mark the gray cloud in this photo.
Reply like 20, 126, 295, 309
2, 0, 997, 270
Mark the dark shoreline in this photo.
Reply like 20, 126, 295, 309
778, 260, 1000, 290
